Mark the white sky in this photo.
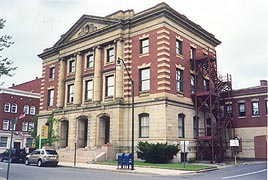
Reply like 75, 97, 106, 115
0, 0, 267, 89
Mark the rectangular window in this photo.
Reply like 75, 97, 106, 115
139, 115, 149, 138
3, 120, 9, 130
0, 137, 8, 147
178, 114, 185, 138
226, 104, 233, 117
190, 75, 195, 94
24, 105, 29, 114
140, 68, 150, 91
69, 60, 75, 73
176, 39, 182, 55
206, 118, 211, 136
26, 138, 33, 147
176, 69, 183, 92
48, 89, 54, 106
86, 54, 94, 68
30, 106, 36, 115
49, 67, 55, 79
190, 47, 195, 70
22, 122, 28, 131
105, 75, 114, 97
193, 117, 198, 139
266, 100, 268, 115
28, 122, 34, 132
238, 103, 246, 117
252, 101, 259, 116
67, 84, 74, 103
204, 79, 209, 92
9, 121, 16, 131
106, 48, 114, 63
11, 103, 17, 113
85, 80, 93, 100
140, 38, 149, 54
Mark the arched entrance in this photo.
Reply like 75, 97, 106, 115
77, 116, 88, 148
98, 115, 110, 145
59, 120, 69, 148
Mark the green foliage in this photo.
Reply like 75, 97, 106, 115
0, 18, 17, 77
137, 141, 179, 163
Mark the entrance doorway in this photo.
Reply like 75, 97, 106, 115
59, 120, 69, 148
99, 115, 110, 145
77, 117, 88, 148
13, 142, 21, 149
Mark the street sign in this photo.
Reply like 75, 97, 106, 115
41, 125, 48, 139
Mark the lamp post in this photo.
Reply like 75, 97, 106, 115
117, 57, 134, 170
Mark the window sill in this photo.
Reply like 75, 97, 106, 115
139, 53, 149, 58
104, 61, 114, 66
252, 115, 260, 118
176, 54, 184, 59
139, 91, 150, 97
177, 92, 184, 97
238, 116, 246, 119
49, 78, 54, 82
105, 96, 114, 101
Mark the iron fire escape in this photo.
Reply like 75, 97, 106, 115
191, 48, 233, 163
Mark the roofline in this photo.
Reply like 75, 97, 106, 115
0, 87, 40, 99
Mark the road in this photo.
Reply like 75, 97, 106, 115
0, 161, 266, 180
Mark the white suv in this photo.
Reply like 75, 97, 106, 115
25, 149, 59, 167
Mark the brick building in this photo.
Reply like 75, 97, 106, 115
0, 78, 40, 151
38, 3, 233, 162
226, 80, 267, 160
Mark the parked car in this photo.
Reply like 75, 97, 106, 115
0, 149, 26, 163
25, 149, 59, 167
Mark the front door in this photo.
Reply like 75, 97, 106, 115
13, 142, 20, 149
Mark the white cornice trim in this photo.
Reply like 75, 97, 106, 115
0, 88, 40, 99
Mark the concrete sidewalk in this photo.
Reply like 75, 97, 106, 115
58, 161, 216, 176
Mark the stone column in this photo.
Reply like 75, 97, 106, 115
115, 39, 124, 99
74, 52, 83, 106
93, 46, 102, 103
57, 58, 66, 108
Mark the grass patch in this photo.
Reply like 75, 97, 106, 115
97, 160, 214, 171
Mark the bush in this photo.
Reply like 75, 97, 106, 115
137, 141, 179, 163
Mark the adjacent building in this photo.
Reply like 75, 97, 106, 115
0, 78, 41, 151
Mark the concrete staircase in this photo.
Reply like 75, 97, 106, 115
58, 145, 116, 163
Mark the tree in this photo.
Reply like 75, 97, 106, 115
0, 18, 17, 77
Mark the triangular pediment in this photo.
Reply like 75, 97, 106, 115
54, 15, 119, 46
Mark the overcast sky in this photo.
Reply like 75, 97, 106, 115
0, 0, 267, 89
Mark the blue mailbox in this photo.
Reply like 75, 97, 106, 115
123, 153, 132, 169
117, 153, 124, 168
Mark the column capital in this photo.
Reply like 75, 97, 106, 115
74, 52, 83, 57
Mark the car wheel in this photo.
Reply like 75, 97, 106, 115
37, 159, 42, 167
25, 159, 29, 165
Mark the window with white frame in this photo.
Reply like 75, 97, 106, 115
28, 122, 34, 131
178, 114, 185, 138
26, 138, 33, 147
140, 68, 150, 91
4, 102, 10, 112
193, 116, 198, 139
86, 54, 94, 68
190, 75, 195, 94
11, 103, 17, 113
69, 60, 75, 73
176, 69, 183, 92
22, 122, 28, 131
266, 100, 268, 115
238, 103, 246, 117
106, 48, 114, 63
139, 113, 149, 138
0, 137, 8, 147
67, 84, 74, 103
105, 75, 114, 97
252, 101, 259, 116
9, 121, 16, 131
3, 120, 9, 130
48, 89, 54, 106
85, 80, 93, 100
30, 106, 36, 115
176, 39, 182, 55
226, 104, 233, 117
140, 38, 149, 54
49, 67, 55, 79
23, 105, 29, 114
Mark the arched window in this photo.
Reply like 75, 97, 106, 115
30, 106, 36, 115
4, 103, 10, 112
11, 103, 17, 113
23, 105, 29, 114
139, 113, 149, 138
178, 113, 185, 138
193, 116, 199, 139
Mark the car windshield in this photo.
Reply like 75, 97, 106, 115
45, 150, 58, 155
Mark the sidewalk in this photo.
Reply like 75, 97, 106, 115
58, 161, 215, 176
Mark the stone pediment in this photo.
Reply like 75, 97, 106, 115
54, 15, 119, 47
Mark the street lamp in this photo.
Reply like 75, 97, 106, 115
116, 57, 134, 170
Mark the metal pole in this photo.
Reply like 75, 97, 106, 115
6, 118, 15, 180
74, 141, 77, 167
39, 122, 42, 149
131, 80, 134, 170
183, 140, 186, 168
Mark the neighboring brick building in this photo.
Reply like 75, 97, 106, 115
0, 78, 40, 151
38, 3, 233, 162
226, 80, 267, 160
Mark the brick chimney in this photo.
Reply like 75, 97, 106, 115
260, 80, 267, 86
